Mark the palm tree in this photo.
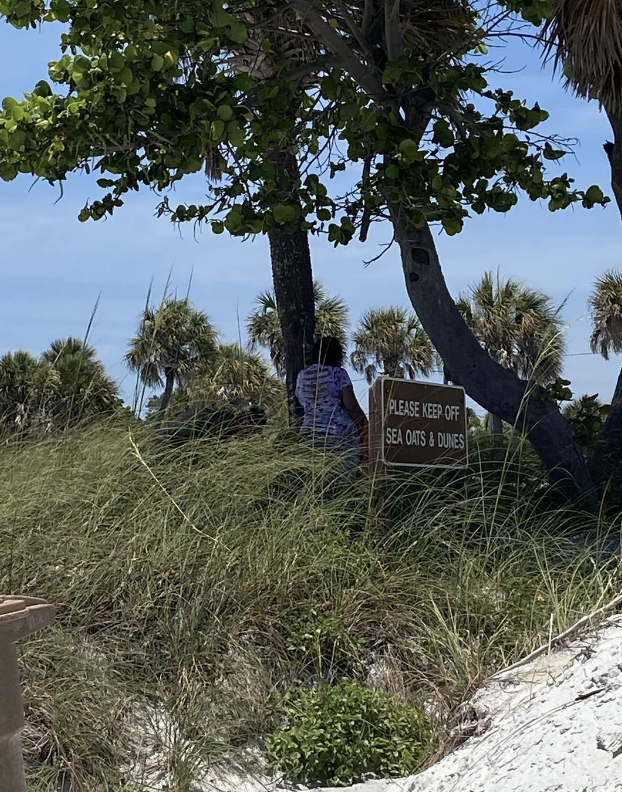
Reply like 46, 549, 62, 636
190, 343, 284, 407
350, 307, 435, 384
247, 281, 349, 377
0, 351, 45, 432
542, 1, 622, 218
126, 298, 218, 412
589, 270, 622, 360
457, 272, 565, 441
0, 340, 120, 434
41, 337, 121, 426
587, 270, 622, 467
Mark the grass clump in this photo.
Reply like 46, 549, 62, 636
0, 422, 620, 790
267, 679, 433, 786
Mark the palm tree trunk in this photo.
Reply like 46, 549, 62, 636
384, 357, 401, 378
489, 413, 504, 445
605, 109, 622, 221
160, 369, 175, 412
591, 109, 622, 480
267, 147, 316, 423
592, 365, 622, 482
388, 206, 595, 503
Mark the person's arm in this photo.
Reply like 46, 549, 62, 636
342, 385, 369, 463
342, 385, 368, 430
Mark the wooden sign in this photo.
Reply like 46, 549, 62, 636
369, 377, 467, 468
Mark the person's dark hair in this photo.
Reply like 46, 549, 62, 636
312, 336, 344, 367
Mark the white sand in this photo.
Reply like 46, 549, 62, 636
312, 615, 622, 792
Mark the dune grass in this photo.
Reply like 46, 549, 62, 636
1, 422, 621, 790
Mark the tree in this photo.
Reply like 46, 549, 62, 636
188, 342, 284, 408
589, 270, 622, 361
457, 272, 565, 441
350, 307, 435, 384
588, 270, 622, 469
0, 340, 120, 435
232, 11, 324, 422
41, 336, 122, 426
248, 282, 349, 377
0, 0, 607, 498
0, 350, 45, 433
126, 298, 218, 412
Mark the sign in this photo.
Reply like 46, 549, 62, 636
369, 377, 467, 468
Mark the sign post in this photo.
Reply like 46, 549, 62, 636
369, 377, 467, 470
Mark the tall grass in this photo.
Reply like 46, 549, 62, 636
1, 423, 620, 790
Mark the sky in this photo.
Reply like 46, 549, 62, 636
0, 19, 620, 410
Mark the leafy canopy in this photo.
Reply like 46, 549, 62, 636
126, 297, 218, 387
0, 0, 608, 245
589, 270, 622, 361
350, 306, 435, 384
247, 281, 348, 377
457, 271, 565, 384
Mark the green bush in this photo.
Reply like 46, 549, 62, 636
266, 679, 434, 786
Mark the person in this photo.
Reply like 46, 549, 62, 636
295, 336, 369, 467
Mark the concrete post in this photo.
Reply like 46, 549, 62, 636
0, 597, 56, 792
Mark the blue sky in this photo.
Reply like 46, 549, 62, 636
0, 20, 620, 409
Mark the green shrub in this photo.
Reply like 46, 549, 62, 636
266, 679, 433, 786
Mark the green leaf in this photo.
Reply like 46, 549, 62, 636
211, 221, 224, 234
228, 21, 247, 44
217, 104, 233, 121
151, 54, 164, 72
433, 119, 454, 148
210, 6, 235, 27
273, 204, 297, 224
441, 215, 463, 236
108, 51, 125, 72
585, 185, 604, 204
2, 97, 18, 112
542, 142, 565, 161
33, 80, 52, 97
118, 66, 134, 86
398, 138, 419, 163
50, 0, 70, 21
8, 129, 26, 150
210, 119, 225, 140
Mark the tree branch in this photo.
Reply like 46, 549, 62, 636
384, 0, 403, 61
332, 0, 374, 58
288, 0, 390, 109
361, 0, 374, 38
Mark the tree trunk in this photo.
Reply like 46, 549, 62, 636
388, 206, 595, 502
594, 110, 622, 475
489, 413, 504, 445
591, 366, 622, 482
605, 109, 622, 221
267, 147, 315, 423
160, 369, 175, 412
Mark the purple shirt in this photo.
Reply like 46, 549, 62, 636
296, 364, 357, 436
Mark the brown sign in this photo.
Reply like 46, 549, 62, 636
369, 377, 467, 468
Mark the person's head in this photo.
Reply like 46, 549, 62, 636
312, 336, 344, 367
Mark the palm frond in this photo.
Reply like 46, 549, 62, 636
543, 0, 622, 113
461, 271, 565, 383
589, 269, 622, 359
350, 306, 435, 383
